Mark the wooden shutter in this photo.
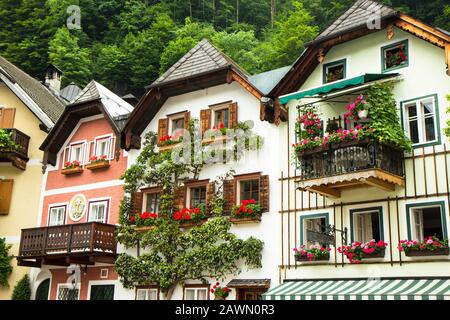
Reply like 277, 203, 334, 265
0, 108, 16, 128
173, 186, 186, 211
130, 191, 143, 216
229, 102, 238, 128
205, 181, 215, 215
157, 118, 169, 144
0, 180, 14, 215
259, 175, 270, 213
200, 109, 211, 133
184, 111, 191, 130
223, 179, 236, 215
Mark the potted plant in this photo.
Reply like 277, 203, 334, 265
338, 240, 388, 264
173, 204, 207, 228
230, 199, 262, 223
61, 160, 83, 175
130, 212, 158, 232
211, 282, 231, 300
86, 155, 110, 170
294, 245, 331, 262
399, 237, 449, 257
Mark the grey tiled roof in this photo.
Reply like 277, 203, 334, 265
0, 56, 65, 124
59, 83, 82, 103
316, 0, 398, 42
152, 39, 249, 87
249, 66, 291, 95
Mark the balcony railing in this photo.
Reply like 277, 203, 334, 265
0, 128, 30, 170
17, 222, 117, 267
299, 140, 404, 180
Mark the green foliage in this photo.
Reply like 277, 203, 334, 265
0, 238, 13, 288
364, 82, 411, 152
11, 274, 31, 300
0, 129, 16, 149
444, 95, 450, 139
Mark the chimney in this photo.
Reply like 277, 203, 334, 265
45, 64, 62, 94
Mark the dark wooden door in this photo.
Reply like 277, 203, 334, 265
35, 279, 50, 300
90, 285, 115, 300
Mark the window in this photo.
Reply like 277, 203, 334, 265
323, 59, 346, 84
57, 285, 80, 300
145, 192, 161, 214
48, 206, 66, 226
136, 288, 159, 300
189, 186, 207, 208
88, 200, 108, 223
238, 289, 265, 300
303, 217, 327, 247
402, 95, 439, 146
351, 208, 383, 243
171, 117, 185, 134
239, 179, 260, 203
382, 40, 408, 72
95, 137, 111, 158
214, 108, 230, 128
100, 269, 109, 279
408, 203, 446, 240
89, 284, 115, 300
184, 287, 209, 300
70, 143, 85, 163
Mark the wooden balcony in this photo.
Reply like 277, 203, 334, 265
297, 140, 405, 198
0, 128, 30, 170
17, 222, 117, 267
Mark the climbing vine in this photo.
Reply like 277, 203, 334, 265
115, 119, 264, 299
0, 238, 13, 288
444, 94, 450, 139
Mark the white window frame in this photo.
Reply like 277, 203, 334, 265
56, 283, 80, 301
353, 211, 377, 243
92, 134, 115, 160
63, 140, 88, 166
410, 205, 443, 240
403, 95, 439, 146
136, 288, 159, 300
47, 204, 67, 226
184, 287, 209, 300
88, 199, 109, 223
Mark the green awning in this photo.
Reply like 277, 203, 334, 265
262, 278, 450, 300
279, 73, 398, 105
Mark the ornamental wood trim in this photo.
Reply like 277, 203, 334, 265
230, 71, 262, 100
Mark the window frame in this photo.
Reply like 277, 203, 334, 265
143, 187, 163, 214
169, 114, 186, 136
183, 284, 210, 300
381, 39, 409, 73
299, 213, 330, 246
69, 141, 86, 164
47, 204, 67, 226
187, 185, 207, 209
234, 173, 262, 205
322, 59, 347, 84
93, 134, 113, 160
87, 199, 109, 224
56, 283, 80, 301
400, 94, 440, 148
349, 207, 384, 243
406, 201, 447, 240
135, 286, 160, 300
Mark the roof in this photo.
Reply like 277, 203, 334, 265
263, 278, 450, 300
151, 39, 249, 87
249, 66, 291, 95
59, 83, 82, 103
71, 80, 134, 118
0, 56, 65, 125
315, 0, 398, 43
227, 279, 271, 288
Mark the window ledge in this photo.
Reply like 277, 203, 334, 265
61, 167, 83, 175
230, 216, 261, 224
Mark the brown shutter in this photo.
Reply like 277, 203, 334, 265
173, 186, 186, 211
0, 108, 16, 128
130, 191, 143, 215
205, 181, 215, 216
259, 175, 270, 213
223, 179, 236, 215
184, 111, 191, 130
0, 180, 14, 215
157, 118, 168, 144
200, 109, 211, 133
229, 102, 238, 128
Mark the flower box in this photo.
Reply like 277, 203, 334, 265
361, 248, 385, 259
404, 247, 449, 257
295, 253, 330, 262
133, 226, 156, 233
297, 144, 329, 157
158, 143, 180, 152
179, 219, 207, 228
202, 135, 229, 145
61, 166, 83, 175
85, 160, 110, 170
229, 216, 261, 224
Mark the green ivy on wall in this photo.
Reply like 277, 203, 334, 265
444, 94, 450, 139
0, 238, 13, 288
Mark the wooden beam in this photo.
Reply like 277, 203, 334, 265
365, 177, 396, 192
398, 14, 450, 45
307, 186, 341, 199
17, 259, 41, 268
394, 19, 447, 48
231, 71, 262, 100
446, 43, 450, 76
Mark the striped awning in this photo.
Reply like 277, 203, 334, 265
262, 279, 450, 300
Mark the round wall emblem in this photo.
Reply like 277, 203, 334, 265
69, 194, 87, 221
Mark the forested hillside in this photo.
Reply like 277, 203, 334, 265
0, 0, 448, 97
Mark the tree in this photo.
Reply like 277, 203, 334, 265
48, 28, 92, 87
0, 238, 13, 288
11, 274, 31, 300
